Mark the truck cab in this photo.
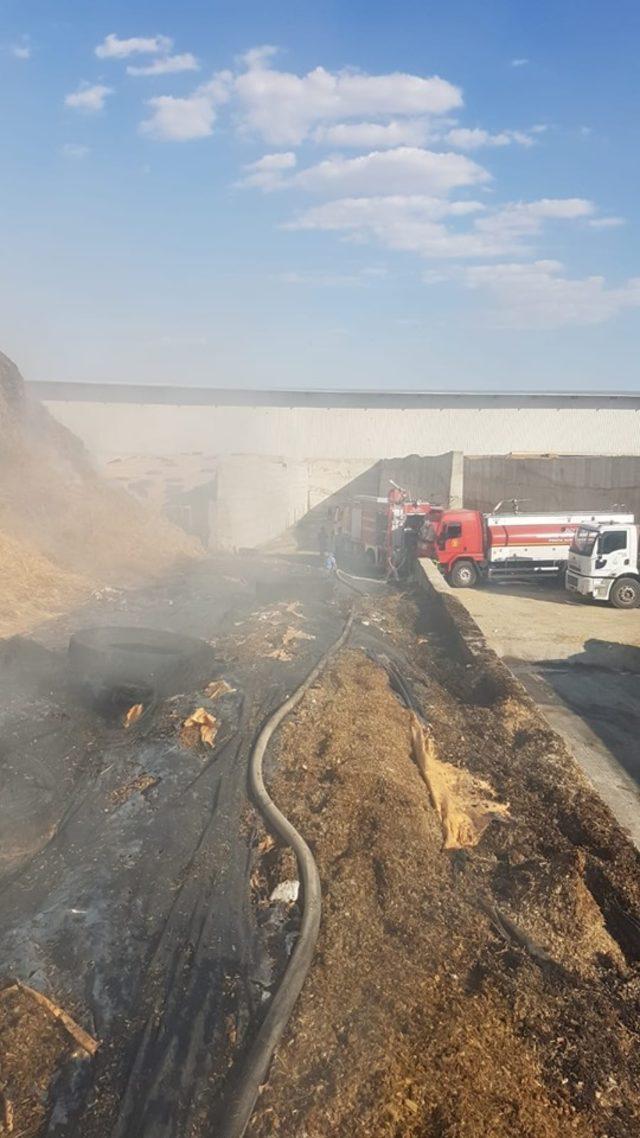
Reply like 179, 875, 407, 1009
431, 509, 485, 587
566, 523, 640, 608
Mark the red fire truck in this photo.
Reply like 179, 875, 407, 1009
427, 507, 634, 588
338, 487, 436, 572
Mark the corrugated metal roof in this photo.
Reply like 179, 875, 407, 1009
28, 381, 640, 409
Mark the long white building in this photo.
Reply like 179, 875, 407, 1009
30, 383, 640, 461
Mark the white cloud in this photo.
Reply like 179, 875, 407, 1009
510, 58, 529, 67
139, 73, 232, 140
422, 270, 450, 285
472, 197, 595, 253
313, 119, 432, 148
240, 152, 297, 189
11, 41, 31, 60
276, 266, 387, 287
588, 216, 626, 229
446, 126, 536, 150
159, 334, 208, 346
523, 198, 594, 219
288, 194, 596, 261
65, 84, 114, 112
61, 143, 90, 158
288, 147, 489, 197
127, 52, 199, 76
140, 95, 216, 140
238, 45, 279, 69
288, 195, 484, 230
287, 195, 495, 259
233, 49, 463, 145
463, 260, 640, 328
96, 33, 172, 59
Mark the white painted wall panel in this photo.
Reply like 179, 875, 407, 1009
43, 400, 640, 461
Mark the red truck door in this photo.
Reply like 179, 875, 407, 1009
433, 511, 485, 585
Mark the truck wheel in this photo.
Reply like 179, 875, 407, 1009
610, 578, 640, 610
449, 560, 478, 589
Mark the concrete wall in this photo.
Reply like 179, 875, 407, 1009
306, 458, 374, 511
36, 396, 640, 461
378, 453, 461, 507
99, 448, 460, 551
179, 451, 639, 551
295, 452, 460, 548
30, 381, 640, 547
207, 452, 460, 550
213, 456, 309, 550
464, 454, 640, 520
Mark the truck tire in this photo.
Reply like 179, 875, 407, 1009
610, 578, 640, 610
68, 626, 214, 704
449, 560, 478, 589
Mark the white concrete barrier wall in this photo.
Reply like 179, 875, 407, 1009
207, 452, 460, 549
40, 400, 640, 461
214, 456, 310, 550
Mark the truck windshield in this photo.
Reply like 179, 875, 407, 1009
571, 526, 598, 555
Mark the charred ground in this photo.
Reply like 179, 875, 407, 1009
1, 562, 640, 1137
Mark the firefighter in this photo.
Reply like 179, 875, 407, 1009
323, 550, 337, 575
402, 521, 419, 576
386, 548, 403, 583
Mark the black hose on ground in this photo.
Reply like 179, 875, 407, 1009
218, 612, 354, 1138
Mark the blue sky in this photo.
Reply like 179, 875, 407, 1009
1, 0, 639, 389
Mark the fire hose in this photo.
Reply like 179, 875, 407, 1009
336, 567, 386, 593
218, 611, 354, 1138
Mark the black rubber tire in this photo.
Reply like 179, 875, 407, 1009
68, 626, 213, 698
449, 560, 478, 589
610, 578, 640, 610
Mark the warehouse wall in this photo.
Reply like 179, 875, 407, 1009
38, 399, 640, 460
378, 453, 462, 507
213, 456, 310, 549
32, 384, 640, 547
464, 454, 640, 520
295, 452, 460, 548
206, 452, 460, 550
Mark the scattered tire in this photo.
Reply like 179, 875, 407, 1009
610, 578, 640, 610
68, 626, 214, 705
449, 560, 478, 589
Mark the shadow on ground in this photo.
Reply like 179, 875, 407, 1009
513, 638, 640, 791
